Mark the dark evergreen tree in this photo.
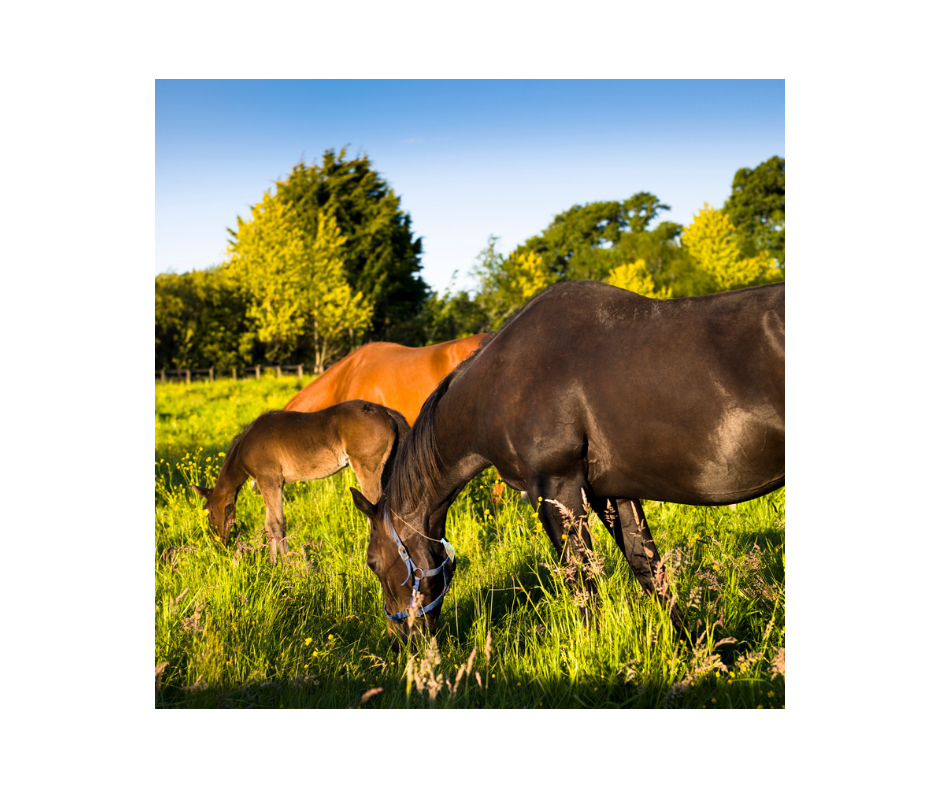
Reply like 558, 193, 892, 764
251, 148, 429, 344
723, 155, 785, 268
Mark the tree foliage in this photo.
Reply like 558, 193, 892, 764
607, 260, 673, 299
516, 192, 673, 281
468, 192, 699, 311
259, 148, 428, 343
304, 213, 374, 373
723, 156, 785, 267
226, 193, 373, 371
471, 237, 557, 330
156, 158, 785, 369
155, 267, 250, 369
421, 275, 489, 344
681, 203, 783, 292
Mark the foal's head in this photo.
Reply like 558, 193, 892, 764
192, 485, 237, 544
351, 489, 454, 647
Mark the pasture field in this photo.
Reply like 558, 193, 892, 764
155, 376, 785, 709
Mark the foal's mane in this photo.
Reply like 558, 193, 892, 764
221, 411, 273, 467
389, 335, 496, 513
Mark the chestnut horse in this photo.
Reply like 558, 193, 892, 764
283, 334, 489, 425
351, 281, 784, 641
194, 401, 409, 562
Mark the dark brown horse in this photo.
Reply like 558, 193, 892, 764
282, 334, 489, 425
351, 280, 784, 640
194, 400, 409, 562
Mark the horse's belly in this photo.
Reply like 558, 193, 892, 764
282, 452, 348, 484
587, 410, 784, 506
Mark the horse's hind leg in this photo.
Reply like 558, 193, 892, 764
258, 478, 289, 563
591, 495, 684, 633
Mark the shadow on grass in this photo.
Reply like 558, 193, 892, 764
156, 658, 785, 709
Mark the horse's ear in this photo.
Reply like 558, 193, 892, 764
192, 485, 211, 500
350, 488, 375, 518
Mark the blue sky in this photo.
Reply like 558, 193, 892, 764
156, 79, 784, 293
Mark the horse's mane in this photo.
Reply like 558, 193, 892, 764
380, 407, 412, 493
389, 334, 497, 513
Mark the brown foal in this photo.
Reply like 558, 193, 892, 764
193, 400, 409, 562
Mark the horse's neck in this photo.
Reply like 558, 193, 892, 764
392, 406, 488, 540
216, 452, 250, 500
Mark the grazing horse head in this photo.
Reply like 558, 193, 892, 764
192, 484, 237, 544
351, 489, 455, 645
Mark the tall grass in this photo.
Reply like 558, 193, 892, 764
155, 376, 785, 709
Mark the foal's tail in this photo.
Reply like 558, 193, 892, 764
381, 407, 412, 492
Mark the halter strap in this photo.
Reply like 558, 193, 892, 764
383, 511, 455, 623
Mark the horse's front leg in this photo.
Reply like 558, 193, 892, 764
259, 479, 289, 563
531, 477, 600, 625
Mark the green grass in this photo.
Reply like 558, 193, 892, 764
155, 376, 785, 709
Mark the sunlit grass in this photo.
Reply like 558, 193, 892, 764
155, 378, 785, 709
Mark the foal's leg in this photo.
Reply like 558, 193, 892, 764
530, 476, 600, 623
258, 478, 289, 563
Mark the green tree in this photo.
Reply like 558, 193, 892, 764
256, 148, 428, 344
472, 237, 557, 329
609, 219, 706, 297
155, 267, 251, 369
607, 259, 673, 299
503, 192, 701, 295
517, 192, 672, 281
227, 193, 309, 362
226, 193, 373, 371
422, 274, 489, 344
681, 203, 782, 292
304, 212, 374, 373
723, 155, 785, 268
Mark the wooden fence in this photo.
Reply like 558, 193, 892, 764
156, 365, 309, 383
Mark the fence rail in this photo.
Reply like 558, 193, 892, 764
156, 365, 308, 383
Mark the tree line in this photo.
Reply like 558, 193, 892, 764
156, 148, 784, 372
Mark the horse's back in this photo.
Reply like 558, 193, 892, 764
240, 402, 403, 484
446, 281, 784, 506
283, 335, 488, 424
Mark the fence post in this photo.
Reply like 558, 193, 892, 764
209, 367, 214, 382
232, 367, 237, 381
255, 365, 261, 379
276, 365, 281, 378
298, 364, 303, 378
186, 369, 191, 384
161, 369, 166, 383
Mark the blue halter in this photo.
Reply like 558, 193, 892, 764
383, 512, 455, 623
